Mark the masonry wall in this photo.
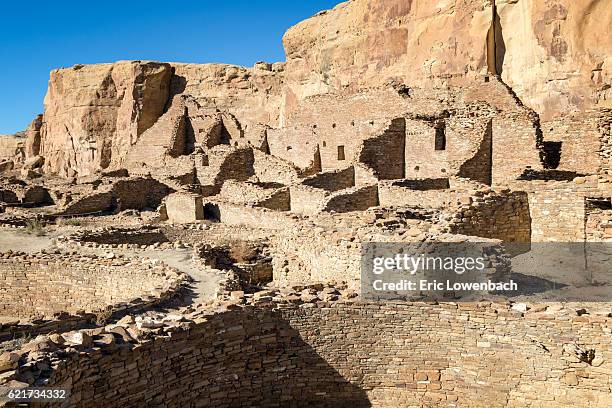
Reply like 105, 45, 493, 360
194, 146, 257, 195
218, 180, 280, 204
596, 109, 612, 190
268, 90, 407, 172
252, 149, 300, 185
404, 106, 494, 184
378, 179, 453, 209
289, 185, 329, 215
491, 112, 543, 185
165, 192, 204, 223
272, 225, 362, 289
254, 187, 290, 211
0, 254, 182, 318
302, 166, 355, 191
112, 177, 172, 210
586, 206, 612, 242
528, 187, 586, 242
206, 201, 298, 230
322, 185, 379, 213
357, 118, 405, 179
35, 303, 611, 408
59, 190, 114, 215
448, 190, 531, 243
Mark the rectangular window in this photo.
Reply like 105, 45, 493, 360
337, 145, 346, 160
435, 121, 446, 151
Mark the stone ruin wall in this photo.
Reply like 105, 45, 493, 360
447, 190, 532, 243
164, 192, 204, 224
528, 186, 588, 242
22, 302, 612, 408
404, 103, 495, 185
586, 205, 612, 242
541, 110, 606, 175
272, 225, 362, 289
0, 252, 188, 341
217, 180, 289, 208
57, 177, 172, 216
268, 89, 407, 173
321, 184, 379, 214
0, 253, 185, 319
289, 184, 330, 215
207, 201, 299, 231
377, 178, 453, 209
595, 109, 612, 190
355, 117, 406, 180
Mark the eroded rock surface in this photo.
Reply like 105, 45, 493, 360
282, 0, 611, 120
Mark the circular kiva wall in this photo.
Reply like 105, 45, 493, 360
0, 252, 185, 319
63, 227, 170, 248
31, 302, 611, 407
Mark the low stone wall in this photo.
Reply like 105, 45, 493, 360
0, 251, 188, 339
302, 166, 355, 192
322, 185, 379, 213
289, 184, 328, 215
3, 297, 609, 408
378, 179, 454, 209
217, 180, 290, 211
165, 191, 204, 223
60, 227, 171, 247
205, 200, 299, 230
447, 190, 531, 243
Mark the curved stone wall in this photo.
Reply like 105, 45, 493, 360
0, 252, 188, 335
6, 298, 609, 408
61, 226, 171, 249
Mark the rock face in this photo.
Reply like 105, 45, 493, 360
25, 114, 43, 158
0, 134, 25, 167
170, 62, 285, 133
34, 62, 285, 177
39, 61, 173, 177
282, 0, 611, 120
26, 0, 610, 176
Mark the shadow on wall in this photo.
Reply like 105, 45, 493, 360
518, 169, 586, 181
45, 309, 372, 407
487, 1, 506, 76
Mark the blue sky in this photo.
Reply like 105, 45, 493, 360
0, 0, 340, 134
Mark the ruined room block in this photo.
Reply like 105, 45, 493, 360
164, 192, 204, 223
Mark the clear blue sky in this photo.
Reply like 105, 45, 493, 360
0, 0, 340, 134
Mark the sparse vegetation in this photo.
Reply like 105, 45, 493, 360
58, 218, 84, 227
25, 218, 45, 236
95, 308, 114, 326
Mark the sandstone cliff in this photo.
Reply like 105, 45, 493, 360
36, 61, 286, 177
39, 61, 172, 177
282, 0, 611, 120
26, 0, 611, 177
